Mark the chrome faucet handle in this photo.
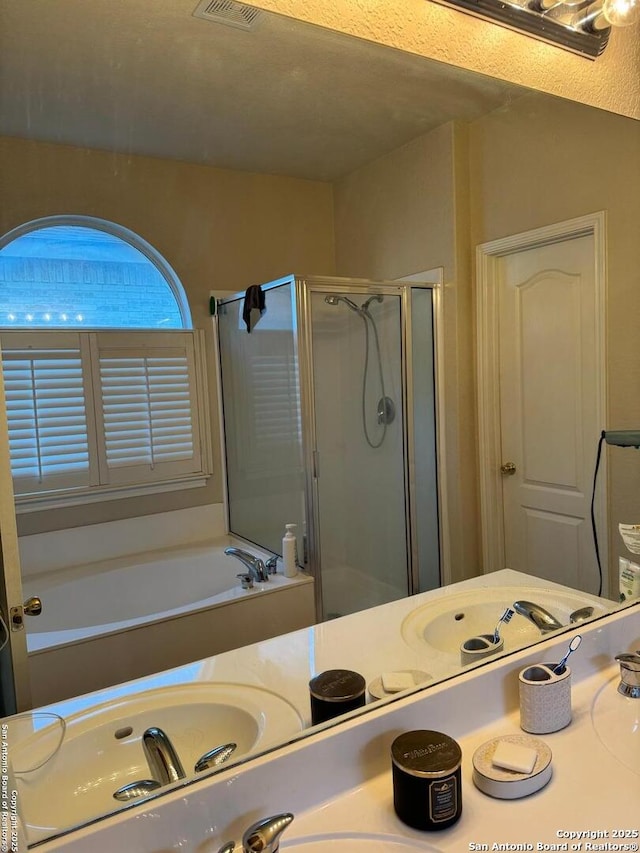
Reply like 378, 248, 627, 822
265, 555, 279, 574
237, 573, 254, 590
112, 778, 161, 801
242, 813, 294, 853
194, 742, 237, 773
217, 843, 235, 853
615, 651, 640, 698
615, 651, 640, 663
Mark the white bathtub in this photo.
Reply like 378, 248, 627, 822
23, 538, 316, 707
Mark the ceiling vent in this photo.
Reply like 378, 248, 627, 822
192, 0, 263, 30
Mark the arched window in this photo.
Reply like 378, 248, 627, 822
0, 218, 209, 507
0, 216, 192, 329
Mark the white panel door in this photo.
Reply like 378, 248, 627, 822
498, 234, 599, 592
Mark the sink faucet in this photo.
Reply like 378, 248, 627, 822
142, 726, 186, 785
512, 600, 564, 634
113, 726, 186, 801
225, 547, 270, 582
615, 651, 640, 698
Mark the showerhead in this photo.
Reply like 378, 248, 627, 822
362, 294, 384, 311
324, 294, 362, 314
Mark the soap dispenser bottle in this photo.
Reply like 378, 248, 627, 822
282, 524, 298, 578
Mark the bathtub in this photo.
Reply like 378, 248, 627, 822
23, 538, 316, 707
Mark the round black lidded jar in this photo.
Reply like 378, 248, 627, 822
391, 730, 462, 831
309, 669, 366, 725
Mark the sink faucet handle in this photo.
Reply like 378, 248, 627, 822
217, 844, 235, 853
194, 742, 237, 773
265, 555, 279, 574
237, 573, 254, 590
242, 813, 294, 853
615, 652, 640, 669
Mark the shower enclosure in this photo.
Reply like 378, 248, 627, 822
215, 275, 439, 622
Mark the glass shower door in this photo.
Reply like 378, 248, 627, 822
309, 289, 409, 619
217, 281, 305, 556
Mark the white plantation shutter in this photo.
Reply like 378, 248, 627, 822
93, 332, 202, 485
0, 329, 208, 502
0, 333, 95, 494
100, 355, 193, 466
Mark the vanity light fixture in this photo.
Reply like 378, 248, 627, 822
430, 0, 639, 57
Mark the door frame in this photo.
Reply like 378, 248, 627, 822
476, 211, 607, 585
0, 357, 31, 713
396, 268, 450, 587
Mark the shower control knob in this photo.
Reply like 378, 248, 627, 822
23, 596, 42, 616
500, 462, 517, 476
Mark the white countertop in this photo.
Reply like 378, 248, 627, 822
36, 568, 611, 728
37, 603, 640, 853
285, 666, 638, 851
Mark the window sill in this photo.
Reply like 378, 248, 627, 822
14, 475, 209, 514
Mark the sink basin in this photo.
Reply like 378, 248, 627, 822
401, 586, 609, 658
283, 832, 441, 851
17, 683, 303, 842
591, 674, 640, 776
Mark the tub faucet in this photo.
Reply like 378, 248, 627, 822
142, 727, 186, 785
512, 600, 564, 634
224, 547, 269, 582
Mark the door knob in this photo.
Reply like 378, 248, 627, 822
24, 596, 43, 616
500, 462, 517, 475
10, 596, 43, 631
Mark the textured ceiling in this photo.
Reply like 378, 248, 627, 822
0, 0, 528, 180
245, 0, 640, 120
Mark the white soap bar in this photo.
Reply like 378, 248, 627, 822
491, 741, 538, 774
381, 672, 414, 693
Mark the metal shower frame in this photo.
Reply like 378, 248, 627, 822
216, 273, 441, 623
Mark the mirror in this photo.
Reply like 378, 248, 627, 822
1, 0, 639, 844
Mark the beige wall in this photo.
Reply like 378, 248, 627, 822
334, 123, 457, 280
247, 0, 640, 119
331, 92, 640, 585
469, 93, 640, 585
0, 136, 336, 535
333, 121, 479, 583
